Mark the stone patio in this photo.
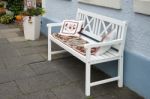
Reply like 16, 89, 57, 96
0, 23, 143, 99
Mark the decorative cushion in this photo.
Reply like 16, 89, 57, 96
59, 20, 83, 36
95, 29, 117, 56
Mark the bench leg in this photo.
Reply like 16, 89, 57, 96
85, 62, 91, 96
48, 39, 52, 61
118, 57, 123, 87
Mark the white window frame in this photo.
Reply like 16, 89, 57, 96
78, 0, 122, 9
133, 0, 150, 15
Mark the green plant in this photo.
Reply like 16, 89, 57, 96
21, 7, 45, 16
0, 14, 14, 24
0, 2, 4, 8
6, 0, 24, 15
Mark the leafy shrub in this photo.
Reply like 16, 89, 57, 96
0, 2, 4, 8
21, 7, 45, 16
6, 0, 24, 15
0, 14, 14, 24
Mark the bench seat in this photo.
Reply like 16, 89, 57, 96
49, 34, 119, 64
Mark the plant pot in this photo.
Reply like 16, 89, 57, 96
0, 8, 6, 15
23, 16, 41, 40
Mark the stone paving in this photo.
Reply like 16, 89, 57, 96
0, 23, 143, 99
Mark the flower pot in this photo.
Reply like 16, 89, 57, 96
0, 8, 6, 15
23, 16, 41, 40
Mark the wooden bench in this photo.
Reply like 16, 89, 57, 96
47, 9, 128, 96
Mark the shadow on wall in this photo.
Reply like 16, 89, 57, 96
41, 17, 61, 36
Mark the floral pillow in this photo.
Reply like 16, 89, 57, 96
59, 20, 83, 36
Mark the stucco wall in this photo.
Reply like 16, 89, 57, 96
41, 0, 150, 98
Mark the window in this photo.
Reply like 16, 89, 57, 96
133, 0, 150, 15
78, 0, 121, 9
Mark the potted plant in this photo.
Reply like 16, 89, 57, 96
21, 7, 45, 40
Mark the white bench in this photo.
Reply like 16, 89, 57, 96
47, 9, 128, 96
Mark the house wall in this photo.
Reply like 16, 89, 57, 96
41, 0, 150, 98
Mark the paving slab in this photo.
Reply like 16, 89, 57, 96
1, 32, 19, 38
18, 46, 47, 56
37, 71, 71, 89
52, 83, 85, 99
0, 28, 20, 34
40, 51, 71, 60
0, 66, 35, 84
16, 71, 70, 94
0, 82, 21, 99
7, 37, 26, 42
0, 58, 6, 70
11, 41, 30, 49
28, 39, 48, 47
29, 61, 58, 75
12, 90, 57, 99
3, 54, 45, 69
0, 38, 9, 44
16, 76, 46, 94
0, 43, 19, 58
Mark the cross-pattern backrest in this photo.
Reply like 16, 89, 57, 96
76, 9, 127, 50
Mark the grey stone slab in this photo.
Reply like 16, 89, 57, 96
0, 66, 35, 83
4, 54, 45, 69
29, 61, 58, 75
37, 71, 71, 89
0, 43, 19, 58
0, 58, 6, 70
113, 87, 144, 99
50, 57, 85, 82
16, 71, 70, 94
11, 41, 30, 49
0, 70, 11, 83
7, 66, 36, 80
18, 46, 47, 56
1, 32, 19, 38
16, 77, 46, 94
94, 93, 119, 99
28, 39, 48, 47
0, 28, 20, 34
52, 83, 85, 99
40, 52, 71, 60
12, 90, 57, 99
7, 37, 26, 42
0, 38, 9, 44
51, 42, 63, 51
0, 82, 21, 99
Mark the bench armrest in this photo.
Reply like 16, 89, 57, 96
84, 39, 122, 49
47, 23, 62, 28
47, 23, 62, 35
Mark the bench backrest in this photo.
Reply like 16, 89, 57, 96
76, 9, 127, 51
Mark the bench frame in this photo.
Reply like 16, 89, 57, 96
47, 9, 128, 96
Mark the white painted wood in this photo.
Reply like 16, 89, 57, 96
51, 50, 67, 55
78, 0, 121, 9
48, 26, 52, 61
90, 77, 119, 87
23, 16, 41, 40
47, 9, 127, 96
118, 57, 123, 87
85, 62, 91, 96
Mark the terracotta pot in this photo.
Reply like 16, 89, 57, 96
0, 8, 6, 14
